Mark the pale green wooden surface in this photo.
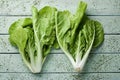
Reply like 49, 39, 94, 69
0, 0, 120, 80
1, 73, 120, 80
0, 0, 120, 15
0, 54, 120, 72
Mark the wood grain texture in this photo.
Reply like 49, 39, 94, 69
0, 54, 120, 72
0, 16, 120, 34
0, 0, 120, 79
0, 35, 119, 53
0, 73, 120, 80
0, 0, 120, 15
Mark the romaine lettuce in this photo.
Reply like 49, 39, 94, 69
9, 6, 57, 73
55, 1, 104, 71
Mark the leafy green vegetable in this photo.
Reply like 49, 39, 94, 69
55, 1, 104, 71
9, 1, 104, 73
9, 6, 57, 73
93, 21, 104, 48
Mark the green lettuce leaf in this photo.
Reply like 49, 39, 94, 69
55, 1, 104, 71
9, 6, 57, 73
93, 21, 104, 48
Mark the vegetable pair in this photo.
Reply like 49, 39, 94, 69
9, 1, 104, 73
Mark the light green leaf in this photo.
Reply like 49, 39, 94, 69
93, 21, 104, 48
55, 1, 104, 72
9, 6, 58, 73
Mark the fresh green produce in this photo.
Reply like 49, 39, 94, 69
55, 1, 104, 71
9, 6, 58, 73
9, 1, 104, 73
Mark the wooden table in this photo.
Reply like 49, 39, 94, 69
0, 0, 120, 79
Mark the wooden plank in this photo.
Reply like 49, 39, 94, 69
0, 0, 120, 15
0, 16, 120, 34
0, 54, 120, 72
0, 35, 18, 53
0, 35, 119, 53
0, 73, 120, 80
